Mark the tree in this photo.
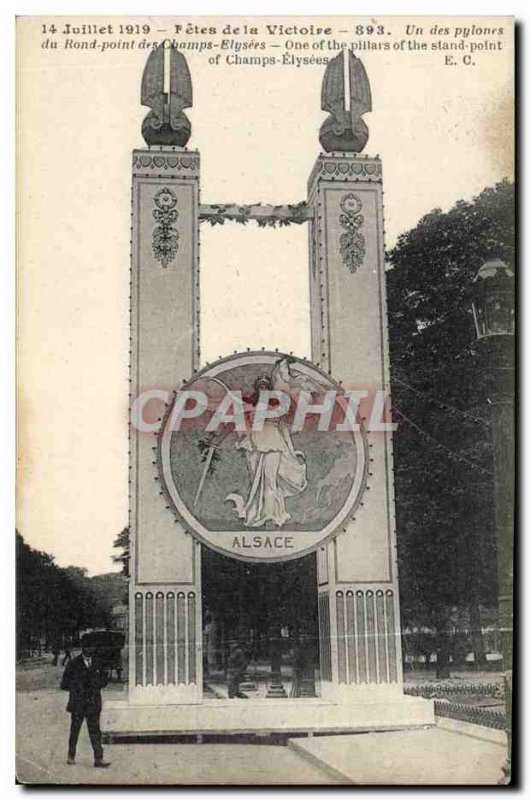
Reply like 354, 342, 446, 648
386, 181, 514, 675
16, 532, 112, 657
112, 527, 130, 576
16, 531, 56, 655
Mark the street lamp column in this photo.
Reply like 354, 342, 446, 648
471, 258, 515, 779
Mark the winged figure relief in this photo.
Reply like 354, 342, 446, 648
319, 51, 372, 153
217, 358, 327, 528
271, 356, 329, 394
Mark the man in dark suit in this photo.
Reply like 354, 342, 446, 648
60, 643, 111, 768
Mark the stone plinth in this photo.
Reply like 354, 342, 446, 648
102, 694, 434, 738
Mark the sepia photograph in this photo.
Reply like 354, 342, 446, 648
15, 12, 515, 786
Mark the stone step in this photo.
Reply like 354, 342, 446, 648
300, 679, 317, 697
267, 684, 288, 698
102, 695, 436, 737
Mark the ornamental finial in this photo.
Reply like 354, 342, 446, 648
319, 51, 372, 153
141, 41, 193, 147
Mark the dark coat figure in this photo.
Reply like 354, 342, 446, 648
61, 642, 72, 666
226, 642, 248, 699
60, 649, 110, 767
51, 641, 61, 666
290, 639, 306, 698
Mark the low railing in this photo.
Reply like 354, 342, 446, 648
404, 683, 506, 730
433, 700, 506, 731
404, 682, 504, 698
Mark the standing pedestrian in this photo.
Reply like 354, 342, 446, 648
51, 640, 60, 666
290, 636, 305, 698
60, 642, 111, 768
61, 639, 72, 666
226, 639, 248, 699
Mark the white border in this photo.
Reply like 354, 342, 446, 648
7, 4, 526, 799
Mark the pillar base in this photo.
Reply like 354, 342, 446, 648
101, 694, 434, 738
319, 681, 407, 704
127, 684, 202, 705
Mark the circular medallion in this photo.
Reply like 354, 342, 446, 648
158, 352, 368, 562
154, 187, 177, 209
340, 192, 362, 215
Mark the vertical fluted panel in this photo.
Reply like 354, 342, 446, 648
375, 590, 387, 683
155, 592, 165, 685
346, 590, 358, 683
336, 591, 347, 683
166, 592, 176, 685
335, 587, 400, 685
318, 593, 332, 680
135, 592, 143, 685
366, 590, 377, 683
188, 592, 196, 683
145, 592, 154, 685
385, 589, 398, 682
355, 590, 367, 683
133, 589, 199, 687
177, 591, 186, 683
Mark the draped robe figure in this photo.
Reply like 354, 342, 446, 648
225, 374, 308, 527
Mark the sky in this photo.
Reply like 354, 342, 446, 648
17, 15, 514, 574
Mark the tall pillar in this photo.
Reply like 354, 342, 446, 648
308, 152, 403, 699
128, 147, 202, 704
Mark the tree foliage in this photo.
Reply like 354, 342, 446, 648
386, 181, 515, 661
202, 546, 318, 657
16, 532, 112, 657
112, 526, 130, 576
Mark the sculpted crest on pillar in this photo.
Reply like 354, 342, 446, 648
319, 51, 372, 154
141, 42, 193, 147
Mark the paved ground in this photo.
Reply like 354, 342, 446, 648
289, 727, 507, 786
16, 659, 336, 785
16, 656, 507, 786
